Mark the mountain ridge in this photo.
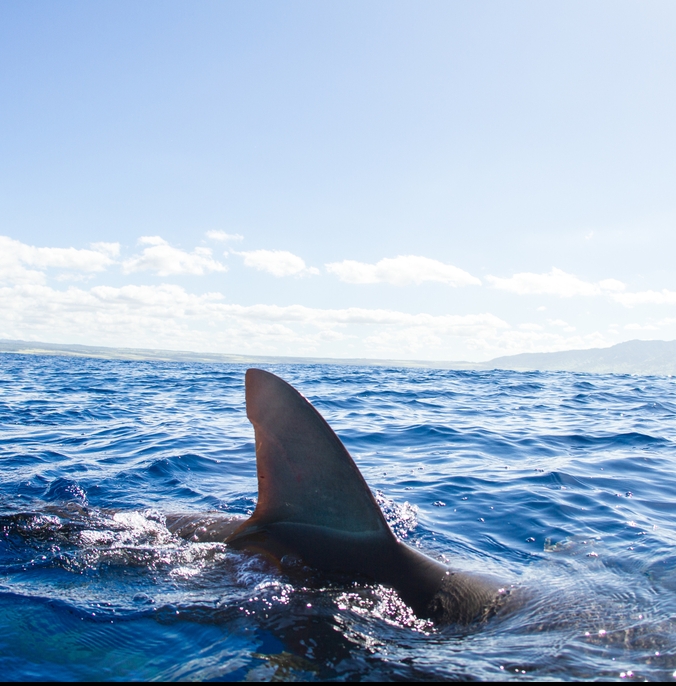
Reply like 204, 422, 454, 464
481, 339, 676, 375
1, 338, 675, 376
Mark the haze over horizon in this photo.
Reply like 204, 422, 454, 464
2, 1, 676, 362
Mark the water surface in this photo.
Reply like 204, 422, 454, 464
1, 354, 675, 680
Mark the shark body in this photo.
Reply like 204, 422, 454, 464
168, 368, 512, 624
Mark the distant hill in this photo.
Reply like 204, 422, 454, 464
1, 338, 675, 376
0, 338, 475, 370
481, 339, 676, 375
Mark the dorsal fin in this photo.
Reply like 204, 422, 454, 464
240, 368, 390, 534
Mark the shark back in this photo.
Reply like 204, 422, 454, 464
224, 368, 506, 624
238, 368, 390, 536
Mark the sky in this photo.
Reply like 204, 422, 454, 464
1, 0, 676, 362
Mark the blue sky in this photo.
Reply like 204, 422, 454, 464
1, 1, 676, 361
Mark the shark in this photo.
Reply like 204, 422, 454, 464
167, 368, 514, 624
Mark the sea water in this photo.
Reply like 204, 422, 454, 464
1, 353, 675, 681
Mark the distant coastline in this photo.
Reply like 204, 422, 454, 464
0, 338, 475, 371
1, 338, 675, 376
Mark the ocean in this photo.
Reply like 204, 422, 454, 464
1, 353, 675, 681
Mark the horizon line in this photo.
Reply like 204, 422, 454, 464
0, 336, 658, 371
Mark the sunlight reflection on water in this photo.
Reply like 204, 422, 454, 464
1, 354, 676, 680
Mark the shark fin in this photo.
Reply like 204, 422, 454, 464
232, 369, 390, 539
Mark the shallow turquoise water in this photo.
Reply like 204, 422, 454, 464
1, 353, 676, 680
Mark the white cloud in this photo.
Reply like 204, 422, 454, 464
205, 230, 244, 243
612, 289, 676, 307
122, 236, 227, 276
598, 279, 625, 292
487, 266, 676, 309
478, 328, 611, 357
624, 322, 659, 331
236, 249, 319, 277
658, 317, 676, 327
487, 267, 626, 297
138, 236, 165, 246
5, 233, 676, 361
90, 242, 121, 258
0, 235, 118, 285
0, 282, 511, 358
0, 279, 623, 361
624, 317, 676, 331
546, 319, 575, 332
223, 305, 507, 332
326, 255, 481, 286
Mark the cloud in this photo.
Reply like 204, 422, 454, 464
547, 318, 576, 332
487, 267, 625, 297
138, 236, 165, 246
220, 305, 507, 332
90, 242, 121, 258
326, 255, 481, 286
205, 230, 244, 242
0, 282, 510, 358
612, 289, 676, 307
236, 249, 319, 277
0, 279, 629, 361
624, 322, 659, 331
122, 236, 227, 276
623, 317, 676, 332
0, 235, 118, 285
477, 328, 611, 357
486, 267, 676, 309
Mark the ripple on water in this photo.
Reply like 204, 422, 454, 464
1, 354, 676, 680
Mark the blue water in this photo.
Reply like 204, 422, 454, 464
1, 354, 676, 681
